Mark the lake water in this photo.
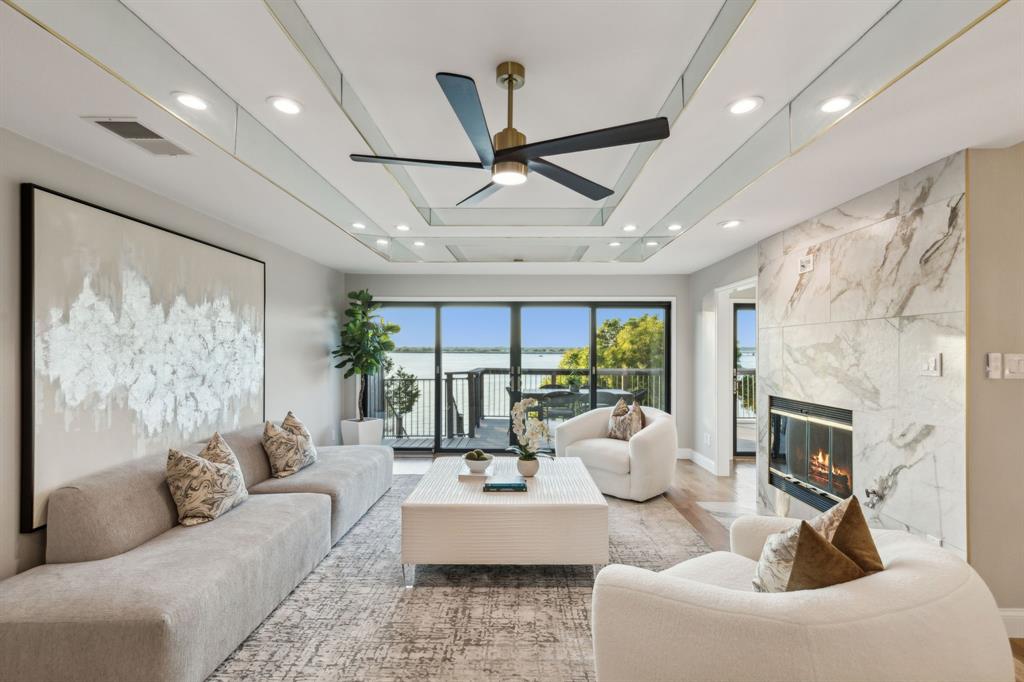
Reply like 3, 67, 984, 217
389, 351, 567, 378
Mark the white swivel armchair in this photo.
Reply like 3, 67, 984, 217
591, 515, 1013, 682
554, 406, 677, 502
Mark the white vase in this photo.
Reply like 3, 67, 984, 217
517, 458, 540, 477
340, 418, 384, 445
464, 457, 492, 473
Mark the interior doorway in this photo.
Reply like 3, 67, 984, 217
733, 303, 757, 457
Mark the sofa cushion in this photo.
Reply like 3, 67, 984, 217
661, 551, 758, 592
1, 493, 331, 682
248, 444, 393, 543
565, 437, 630, 475
262, 413, 318, 478
46, 452, 179, 564
608, 398, 644, 441
809, 495, 884, 573
218, 424, 272, 487
753, 520, 865, 592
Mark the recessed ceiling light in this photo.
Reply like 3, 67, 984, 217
413, 240, 425, 247
173, 92, 207, 110
608, 241, 621, 247
719, 219, 742, 229
376, 239, 389, 246
352, 222, 366, 230
267, 96, 302, 115
667, 224, 682, 231
728, 96, 763, 115
623, 224, 637, 232
820, 96, 853, 113
646, 241, 658, 247
396, 224, 410, 232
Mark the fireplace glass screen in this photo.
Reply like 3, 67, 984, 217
769, 397, 853, 509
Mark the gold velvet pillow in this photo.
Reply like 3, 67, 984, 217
166, 432, 248, 526
608, 399, 644, 441
753, 520, 865, 592
262, 411, 318, 478
809, 495, 884, 573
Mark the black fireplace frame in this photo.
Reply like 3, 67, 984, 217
768, 397, 853, 512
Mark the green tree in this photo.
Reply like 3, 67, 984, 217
558, 314, 665, 394
381, 357, 421, 438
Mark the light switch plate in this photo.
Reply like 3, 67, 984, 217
919, 352, 942, 377
798, 254, 814, 274
1004, 353, 1024, 380
986, 352, 1003, 379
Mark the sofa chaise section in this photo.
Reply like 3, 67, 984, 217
0, 491, 330, 682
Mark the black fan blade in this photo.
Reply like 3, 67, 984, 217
528, 159, 613, 201
436, 73, 495, 168
456, 182, 502, 206
496, 117, 669, 162
350, 154, 483, 170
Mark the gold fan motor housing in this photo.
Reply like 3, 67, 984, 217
493, 62, 528, 180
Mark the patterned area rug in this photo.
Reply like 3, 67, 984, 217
210, 475, 711, 682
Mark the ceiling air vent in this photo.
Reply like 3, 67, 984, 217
86, 117, 189, 156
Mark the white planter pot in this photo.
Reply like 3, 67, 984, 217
517, 458, 540, 477
341, 418, 384, 445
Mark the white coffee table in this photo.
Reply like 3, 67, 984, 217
400, 456, 609, 587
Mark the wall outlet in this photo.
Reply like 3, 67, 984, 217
926, 534, 944, 547
703, 432, 712, 446
918, 352, 942, 377
1004, 353, 1024, 379
798, 254, 814, 274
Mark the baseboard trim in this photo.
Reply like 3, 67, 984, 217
1002, 608, 1024, 638
678, 448, 717, 474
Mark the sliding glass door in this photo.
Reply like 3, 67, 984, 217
376, 301, 670, 453
440, 306, 511, 451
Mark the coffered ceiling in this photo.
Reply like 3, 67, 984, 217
2, 0, 1022, 273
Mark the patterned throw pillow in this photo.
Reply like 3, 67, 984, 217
262, 411, 318, 478
809, 496, 884, 573
608, 399, 645, 441
753, 520, 865, 592
166, 432, 248, 526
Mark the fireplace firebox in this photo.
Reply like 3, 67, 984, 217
768, 397, 853, 511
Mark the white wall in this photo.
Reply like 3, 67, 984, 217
345, 274, 692, 447
0, 129, 348, 578
686, 247, 758, 471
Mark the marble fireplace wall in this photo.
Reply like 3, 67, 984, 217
756, 151, 966, 555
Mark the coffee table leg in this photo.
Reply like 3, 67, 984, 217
402, 563, 416, 589
592, 564, 606, 580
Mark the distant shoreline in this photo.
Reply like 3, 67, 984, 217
393, 348, 570, 354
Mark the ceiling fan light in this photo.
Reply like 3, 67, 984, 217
492, 160, 527, 186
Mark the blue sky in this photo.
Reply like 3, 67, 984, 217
736, 306, 756, 349
380, 306, 668, 348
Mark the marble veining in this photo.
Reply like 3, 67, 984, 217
830, 194, 965, 321
756, 151, 966, 551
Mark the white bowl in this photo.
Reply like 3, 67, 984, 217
464, 456, 492, 473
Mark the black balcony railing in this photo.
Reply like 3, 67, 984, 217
367, 367, 666, 443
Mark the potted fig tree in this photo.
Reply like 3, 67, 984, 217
332, 289, 398, 445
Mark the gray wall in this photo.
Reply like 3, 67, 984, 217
966, 143, 1024, 608
346, 274, 693, 447
686, 246, 757, 465
0, 130, 347, 579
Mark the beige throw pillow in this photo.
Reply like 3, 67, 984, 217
608, 399, 645, 441
753, 520, 865, 592
166, 432, 248, 526
263, 411, 318, 478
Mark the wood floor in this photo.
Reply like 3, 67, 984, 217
1013, 638, 1024, 682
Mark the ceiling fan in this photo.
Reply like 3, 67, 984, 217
350, 61, 670, 206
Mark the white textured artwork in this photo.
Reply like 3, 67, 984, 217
24, 186, 265, 530
35, 269, 263, 436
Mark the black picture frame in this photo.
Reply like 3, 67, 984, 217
20, 183, 267, 533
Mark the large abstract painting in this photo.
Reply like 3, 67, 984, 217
21, 185, 265, 531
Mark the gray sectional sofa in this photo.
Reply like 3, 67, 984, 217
0, 425, 393, 682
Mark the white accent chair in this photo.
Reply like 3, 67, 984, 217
591, 515, 1013, 682
554, 406, 677, 502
